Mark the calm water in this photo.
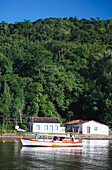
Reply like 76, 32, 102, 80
0, 139, 112, 170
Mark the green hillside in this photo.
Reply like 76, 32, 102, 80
0, 17, 112, 129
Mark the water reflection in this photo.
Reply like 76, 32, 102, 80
21, 147, 82, 169
20, 140, 111, 170
21, 146, 82, 156
0, 139, 112, 170
81, 140, 110, 170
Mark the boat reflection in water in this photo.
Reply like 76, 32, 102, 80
0, 139, 111, 170
20, 140, 111, 170
21, 147, 82, 169
21, 146, 82, 157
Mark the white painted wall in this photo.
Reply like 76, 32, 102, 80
82, 121, 109, 136
60, 127, 65, 133
30, 122, 65, 133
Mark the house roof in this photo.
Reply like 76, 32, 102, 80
64, 119, 86, 125
64, 119, 108, 127
29, 117, 61, 123
83, 120, 109, 126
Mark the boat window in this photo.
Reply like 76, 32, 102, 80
55, 125, 58, 131
44, 125, 48, 130
36, 125, 40, 130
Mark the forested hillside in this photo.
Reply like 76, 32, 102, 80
0, 17, 112, 129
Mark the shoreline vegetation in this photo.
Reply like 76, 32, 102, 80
0, 131, 112, 140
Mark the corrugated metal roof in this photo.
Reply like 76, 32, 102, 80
29, 117, 61, 123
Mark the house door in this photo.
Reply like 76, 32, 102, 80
87, 126, 90, 134
49, 125, 53, 133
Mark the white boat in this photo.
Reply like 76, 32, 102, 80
21, 134, 82, 147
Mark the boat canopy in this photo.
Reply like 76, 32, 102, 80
35, 133, 70, 140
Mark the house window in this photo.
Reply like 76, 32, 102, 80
44, 125, 48, 130
36, 125, 40, 130
55, 125, 58, 131
94, 127, 98, 131
87, 126, 90, 133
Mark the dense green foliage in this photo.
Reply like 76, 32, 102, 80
0, 17, 112, 129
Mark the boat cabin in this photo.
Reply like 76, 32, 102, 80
35, 133, 74, 142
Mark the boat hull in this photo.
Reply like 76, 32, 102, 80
21, 138, 82, 147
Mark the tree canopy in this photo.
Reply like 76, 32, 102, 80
0, 17, 112, 129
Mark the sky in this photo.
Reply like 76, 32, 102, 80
0, 0, 112, 23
